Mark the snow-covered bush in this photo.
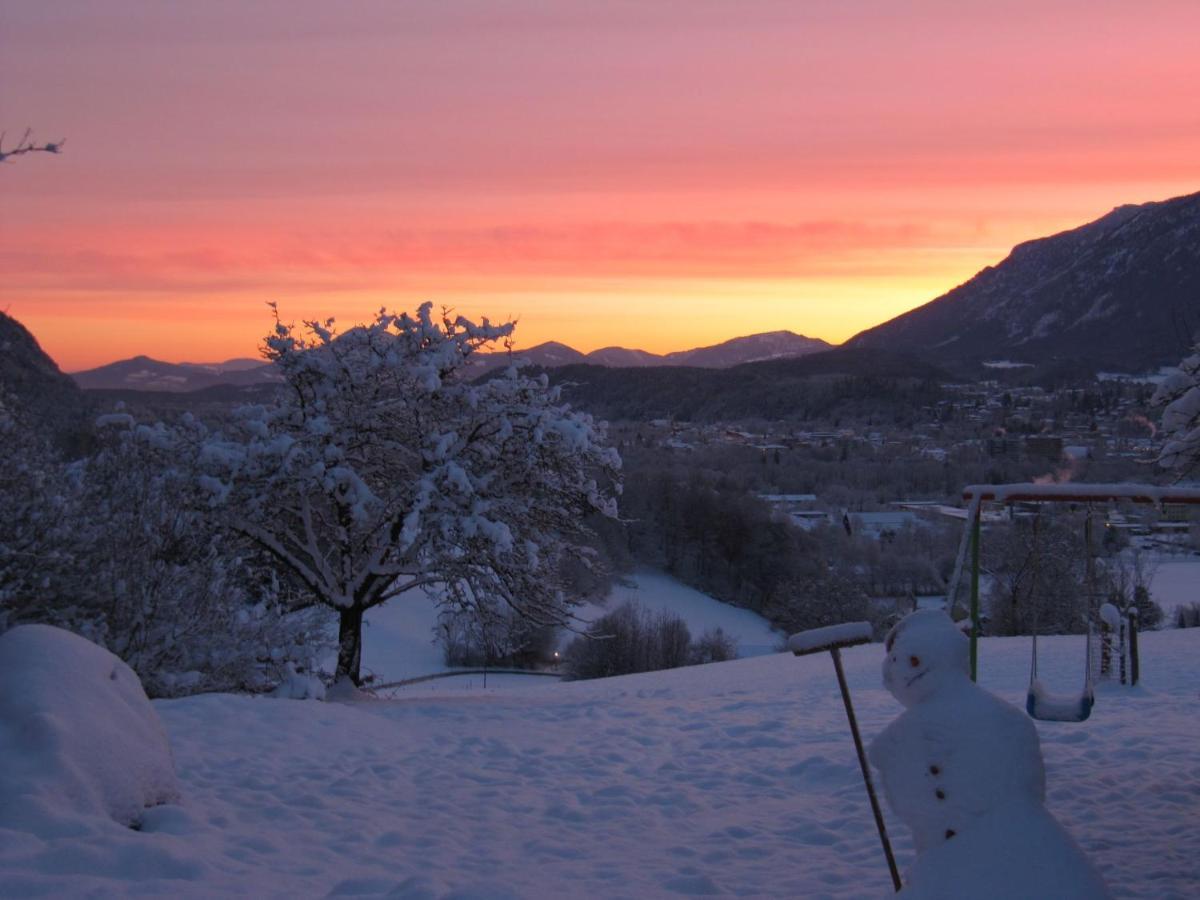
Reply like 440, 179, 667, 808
1154, 345, 1200, 474
563, 601, 694, 680
1, 416, 324, 696
690, 626, 738, 665
762, 570, 874, 637
437, 602, 559, 669
0, 394, 76, 630
1174, 602, 1200, 628
270, 662, 327, 700
186, 304, 620, 685
0, 624, 180, 830
1099, 550, 1163, 630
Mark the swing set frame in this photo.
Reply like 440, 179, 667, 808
952, 482, 1200, 682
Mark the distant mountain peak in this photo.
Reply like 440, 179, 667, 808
847, 189, 1200, 372
71, 355, 278, 392
664, 330, 832, 368
73, 326, 838, 391
467, 329, 833, 373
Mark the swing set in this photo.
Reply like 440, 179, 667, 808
947, 483, 1200, 722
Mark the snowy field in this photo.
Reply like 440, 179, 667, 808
361, 569, 782, 689
574, 569, 784, 658
2, 627, 1197, 898
1148, 556, 1200, 619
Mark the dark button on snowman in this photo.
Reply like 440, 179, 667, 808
867, 610, 1112, 898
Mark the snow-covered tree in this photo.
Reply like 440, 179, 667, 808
0, 393, 73, 627
1, 410, 320, 695
1153, 345, 1200, 474
188, 304, 621, 685
984, 516, 1086, 637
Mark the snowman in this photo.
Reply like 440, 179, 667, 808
867, 609, 1111, 899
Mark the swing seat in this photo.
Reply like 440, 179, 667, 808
1026, 679, 1094, 722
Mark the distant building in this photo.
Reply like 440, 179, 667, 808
760, 493, 817, 504
789, 511, 832, 531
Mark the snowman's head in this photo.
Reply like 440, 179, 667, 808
881, 609, 970, 707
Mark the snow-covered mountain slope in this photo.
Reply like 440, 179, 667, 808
848, 190, 1200, 371
0, 310, 89, 445
3, 628, 1195, 897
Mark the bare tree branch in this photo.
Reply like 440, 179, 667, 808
0, 128, 65, 164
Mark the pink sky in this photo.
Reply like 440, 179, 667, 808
3, 1, 1199, 371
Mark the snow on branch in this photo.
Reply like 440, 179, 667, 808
177, 303, 622, 686
1153, 346, 1200, 476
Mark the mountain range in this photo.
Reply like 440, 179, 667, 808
70, 355, 284, 393
55, 187, 1200, 392
70, 331, 833, 391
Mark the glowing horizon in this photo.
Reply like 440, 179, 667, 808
3, 2, 1199, 372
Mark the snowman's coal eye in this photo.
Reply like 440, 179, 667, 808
909, 656, 920, 668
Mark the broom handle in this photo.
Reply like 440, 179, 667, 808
831, 647, 902, 892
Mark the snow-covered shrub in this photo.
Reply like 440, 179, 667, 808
270, 662, 327, 700
1098, 549, 1163, 630
0, 396, 76, 630
1, 418, 325, 696
690, 627, 738, 665
184, 304, 620, 685
437, 602, 559, 669
0, 624, 180, 829
1154, 345, 1200, 474
563, 601, 695, 680
761, 570, 874, 637
1175, 603, 1200, 628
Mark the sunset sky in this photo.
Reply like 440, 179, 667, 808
3, 1, 1199, 371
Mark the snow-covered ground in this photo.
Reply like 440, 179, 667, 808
2, 628, 1197, 898
577, 569, 784, 658
1148, 556, 1200, 619
359, 590, 451, 685
361, 569, 782, 688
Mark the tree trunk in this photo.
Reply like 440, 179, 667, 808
337, 605, 365, 685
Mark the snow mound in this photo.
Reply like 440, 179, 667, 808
0, 624, 181, 829
269, 663, 326, 700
